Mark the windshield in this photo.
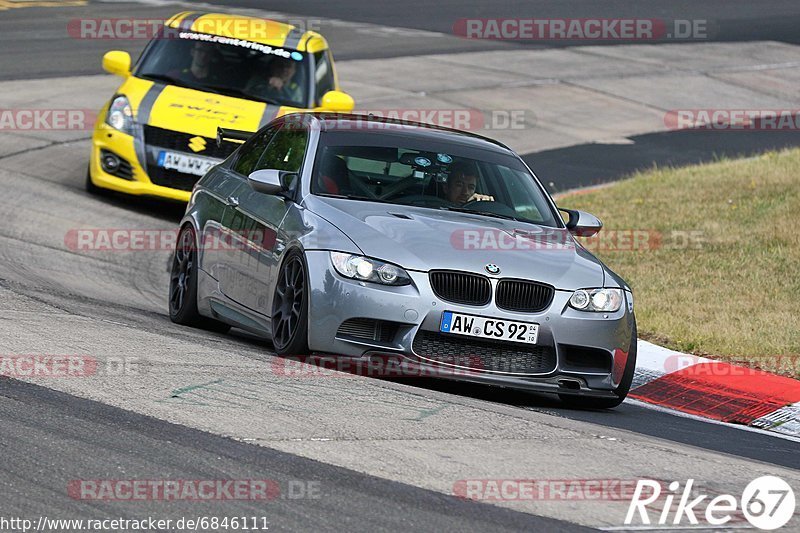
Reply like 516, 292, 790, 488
135, 31, 309, 108
311, 134, 561, 227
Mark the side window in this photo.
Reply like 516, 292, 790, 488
313, 50, 335, 106
232, 126, 278, 176
255, 126, 309, 173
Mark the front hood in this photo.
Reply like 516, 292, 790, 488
305, 196, 605, 290
120, 77, 297, 138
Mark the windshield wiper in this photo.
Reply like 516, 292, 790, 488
202, 85, 283, 106
138, 73, 221, 94
440, 206, 526, 223
317, 193, 396, 204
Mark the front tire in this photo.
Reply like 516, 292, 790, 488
271, 250, 309, 356
85, 166, 106, 196
559, 321, 638, 409
169, 225, 230, 333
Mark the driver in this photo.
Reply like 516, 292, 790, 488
443, 162, 494, 205
168, 42, 222, 84
245, 57, 302, 102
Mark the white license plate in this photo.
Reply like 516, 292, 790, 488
157, 151, 220, 177
439, 311, 539, 344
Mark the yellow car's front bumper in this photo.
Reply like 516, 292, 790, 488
89, 123, 198, 203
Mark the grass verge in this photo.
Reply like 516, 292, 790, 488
559, 149, 800, 377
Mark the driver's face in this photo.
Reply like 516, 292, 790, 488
274, 61, 296, 81
191, 45, 213, 68
445, 174, 477, 204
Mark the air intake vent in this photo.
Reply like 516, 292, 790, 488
412, 331, 556, 375
495, 279, 554, 313
336, 318, 399, 343
429, 271, 491, 306
143, 125, 238, 159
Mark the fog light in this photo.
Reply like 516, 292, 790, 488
101, 152, 120, 173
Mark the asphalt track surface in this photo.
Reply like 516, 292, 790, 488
0, 1, 511, 80
0, 1, 798, 530
205, 0, 800, 46
1, 378, 585, 532
524, 128, 800, 193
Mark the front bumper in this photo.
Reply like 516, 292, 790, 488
304, 251, 635, 395
89, 123, 214, 202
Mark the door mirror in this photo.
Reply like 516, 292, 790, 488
102, 51, 132, 78
247, 169, 295, 195
560, 208, 603, 237
320, 90, 355, 113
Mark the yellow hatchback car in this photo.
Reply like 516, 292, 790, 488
88, 11, 355, 201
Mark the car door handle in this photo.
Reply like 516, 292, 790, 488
226, 196, 239, 207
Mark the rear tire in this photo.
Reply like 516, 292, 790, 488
169, 225, 230, 333
271, 250, 310, 356
559, 321, 637, 409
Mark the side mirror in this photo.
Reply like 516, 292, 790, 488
320, 90, 355, 113
102, 51, 131, 78
247, 169, 295, 196
560, 208, 603, 237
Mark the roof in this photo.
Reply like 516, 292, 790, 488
279, 113, 513, 153
164, 12, 329, 53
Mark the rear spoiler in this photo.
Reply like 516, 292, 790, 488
216, 127, 252, 147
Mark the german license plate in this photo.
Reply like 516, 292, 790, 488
439, 311, 539, 344
157, 151, 219, 177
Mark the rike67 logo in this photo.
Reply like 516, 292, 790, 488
626, 476, 796, 530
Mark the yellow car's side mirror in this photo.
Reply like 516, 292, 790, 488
320, 90, 355, 113
102, 51, 132, 78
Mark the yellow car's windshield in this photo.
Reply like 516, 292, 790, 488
135, 32, 309, 108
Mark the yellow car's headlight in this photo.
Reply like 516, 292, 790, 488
106, 95, 133, 135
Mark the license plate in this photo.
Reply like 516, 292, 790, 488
439, 311, 539, 344
157, 151, 220, 177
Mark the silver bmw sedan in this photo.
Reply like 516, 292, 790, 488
169, 113, 637, 408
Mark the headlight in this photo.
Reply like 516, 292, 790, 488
106, 95, 133, 134
330, 252, 411, 286
569, 288, 623, 312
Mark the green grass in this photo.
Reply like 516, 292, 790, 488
559, 149, 800, 377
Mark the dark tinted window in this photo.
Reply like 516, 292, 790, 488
256, 126, 309, 173
135, 34, 310, 108
233, 126, 278, 176
311, 133, 560, 227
